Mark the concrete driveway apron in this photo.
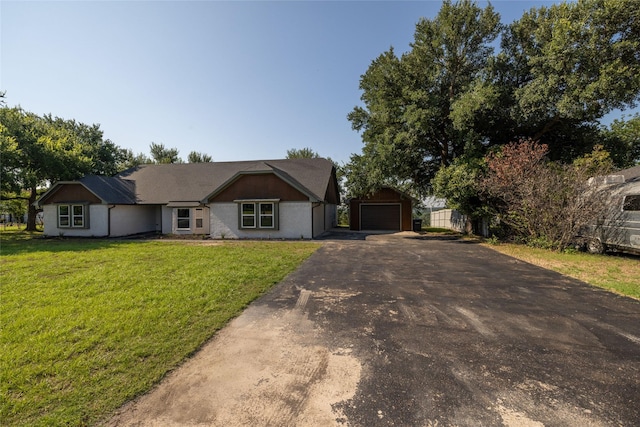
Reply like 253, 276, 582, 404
107, 235, 640, 427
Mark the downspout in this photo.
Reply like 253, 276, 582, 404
107, 205, 115, 237
310, 202, 314, 239
311, 202, 322, 239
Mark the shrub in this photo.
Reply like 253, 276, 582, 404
481, 140, 613, 250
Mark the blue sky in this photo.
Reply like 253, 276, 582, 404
1, 0, 630, 165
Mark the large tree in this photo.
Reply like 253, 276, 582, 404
347, 0, 640, 197
493, 0, 640, 162
149, 142, 182, 164
0, 107, 122, 230
43, 115, 126, 176
286, 147, 320, 159
121, 145, 213, 168
347, 0, 501, 196
601, 114, 640, 168
187, 151, 213, 163
118, 149, 153, 170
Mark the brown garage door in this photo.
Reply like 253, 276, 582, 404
360, 204, 401, 231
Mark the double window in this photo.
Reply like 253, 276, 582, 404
239, 201, 278, 229
58, 204, 88, 228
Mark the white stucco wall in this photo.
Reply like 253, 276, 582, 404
42, 204, 109, 237
312, 203, 325, 238
109, 205, 158, 237
166, 206, 210, 235
209, 202, 312, 239
161, 206, 173, 234
325, 203, 337, 230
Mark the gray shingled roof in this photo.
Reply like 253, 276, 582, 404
78, 175, 137, 204
36, 175, 138, 206
115, 158, 336, 204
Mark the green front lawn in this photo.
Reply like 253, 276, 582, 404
0, 232, 319, 426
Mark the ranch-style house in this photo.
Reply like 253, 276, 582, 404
36, 158, 340, 239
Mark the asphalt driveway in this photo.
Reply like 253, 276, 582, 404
107, 234, 640, 427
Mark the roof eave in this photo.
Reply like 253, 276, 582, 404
34, 181, 108, 208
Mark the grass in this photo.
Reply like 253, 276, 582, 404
0, 229, 319, 426
484, 242, 640, 299
422, 226, 459, 234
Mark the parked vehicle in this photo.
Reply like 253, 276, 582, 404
577, 170, 640, 255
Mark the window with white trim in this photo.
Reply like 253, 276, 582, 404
195, 208, 204, 228
177, 208, 190, 230
58, 204, 87, 228
238, 201, 278, 230
241, 203, 256, 228
259, 202, 275, 228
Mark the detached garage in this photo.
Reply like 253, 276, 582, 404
349, 187, 413, 231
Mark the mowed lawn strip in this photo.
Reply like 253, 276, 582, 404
0, 235, 319, 427
484, 243, 640, 299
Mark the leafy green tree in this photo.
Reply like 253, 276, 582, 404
601, 114, 640, 168
0, 107, 95, 230
494, 0, 640, 162
121, 144, 198, 168
149, 142, 182, 164
286, 147, 320, 159
117, 148, 153, 170
1, 107, 127, 230
43, 115, 126, 176
187, 151, 213, 163
347, 0, 640, 199
0, 197, 28, 225
431, 156, 486, 218
347, 0, 501, 196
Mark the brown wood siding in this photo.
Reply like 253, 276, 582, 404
209, 173, 309, 202
349, 199, 361, 230
349, 188, 413, 231
40, 184, 102, 204
324, 174, 340, 205
400, 199, 412, 230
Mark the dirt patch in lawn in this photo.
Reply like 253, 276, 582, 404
105, 301, 361, 426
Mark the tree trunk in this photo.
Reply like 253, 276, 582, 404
26, 187, 38, 231
465, 216, 473, 235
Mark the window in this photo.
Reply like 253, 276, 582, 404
238, 201, 278, 229
72, 205, 84, 227
623, 195, 640, 211
58, 204, 87, 228
177, 208, 190, 230
58, 205, 70, 227
195, 208, 204, 228
259, 203, 274, 228
241, 203, 256, 228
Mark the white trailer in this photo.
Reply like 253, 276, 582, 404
579, 173, 640, 255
